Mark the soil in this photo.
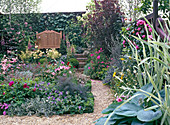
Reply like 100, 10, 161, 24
0, 80, 114, 125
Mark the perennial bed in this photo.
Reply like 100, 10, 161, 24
0, 57, 94, 116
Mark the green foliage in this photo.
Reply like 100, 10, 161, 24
95, 84, 164, 125
96, 19, 170, 125
0, 61, 94, 116
0, 0, 41, 13
84, 48, 111, 80
103, 56, 139, 96
68, 58, 79, 68
56, 77, 89, 101
138, 0, 169, 17
64, 19, 87, 49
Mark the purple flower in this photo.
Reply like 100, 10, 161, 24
48, 96, 50, 99
57, 98, 60, 101
60, 92, 63, 95
78, 106, 81, 110
3, 111, 6, 115
45, 93, 47, 95
55, 90, 57, 93
53, 97, 55, 100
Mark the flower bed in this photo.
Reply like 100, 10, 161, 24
0, 55, 94, 116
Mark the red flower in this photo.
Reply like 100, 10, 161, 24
27, 86, 29, 89
67, 62, 70, 66
9, 81, 14, 86
23, 83, 27, 88
73, 66, 76, 68
33, 88, 36, 92
13, 97, 15, 99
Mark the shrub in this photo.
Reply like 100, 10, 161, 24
84, 48, 111, 80
84, 0, 123, 55
68, 58, 79, 68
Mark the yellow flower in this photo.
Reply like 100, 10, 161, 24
129, 56, 132, 60
120, 58, 125, 61
113, 72, 116, 77
121, 74, 124, 80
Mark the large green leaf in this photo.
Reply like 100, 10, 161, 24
131, 83, 153, 105
114, 103, 143, 117
95, 116, 116, 125
137, 110, 162, 122
102, 102, 123, 114
131, 119, 153, 125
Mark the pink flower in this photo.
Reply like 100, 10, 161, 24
91, 61, 94, 63
16, 32, 20, 35
12, 58, 17, 62
63, 73, 66, 76
33, 88, 36, 92
27, 86, 29, 89
123, 45, 126, 48
142, 35, 146, 38
52, 72, 55, 75
90, 54, 94, 57
97, 55, 100, 59
61, 61, 64, 64
137, 27, 141, 31
111, 58, 113, 60
149, 35, 153, 39
3, 111, 6, 116
121, 95, 126, 98
23, 83, 27, 88
100, 48, 102, 50
137, 20, 145, 26
88, 67, 91, 69
136, 45, 139, 50
106, 65, 109, 68
146, 24, 149, 27
126, 27, 130, 31
3, 92, 5, 95
9, 81, 14, 86
116, 97, 123, 102
149, 28, 152, 32
101, 61, 104, 63
136, 32, 139, 35
123, 40, 125, 44
24, 22, 28, 25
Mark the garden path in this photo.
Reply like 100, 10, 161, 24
0, 80, 114, 125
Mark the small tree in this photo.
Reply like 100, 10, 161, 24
85, 0, 124, 57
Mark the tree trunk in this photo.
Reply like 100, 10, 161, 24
153, 0, 158, 28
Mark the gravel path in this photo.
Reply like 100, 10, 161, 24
0, 80, 114, 125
